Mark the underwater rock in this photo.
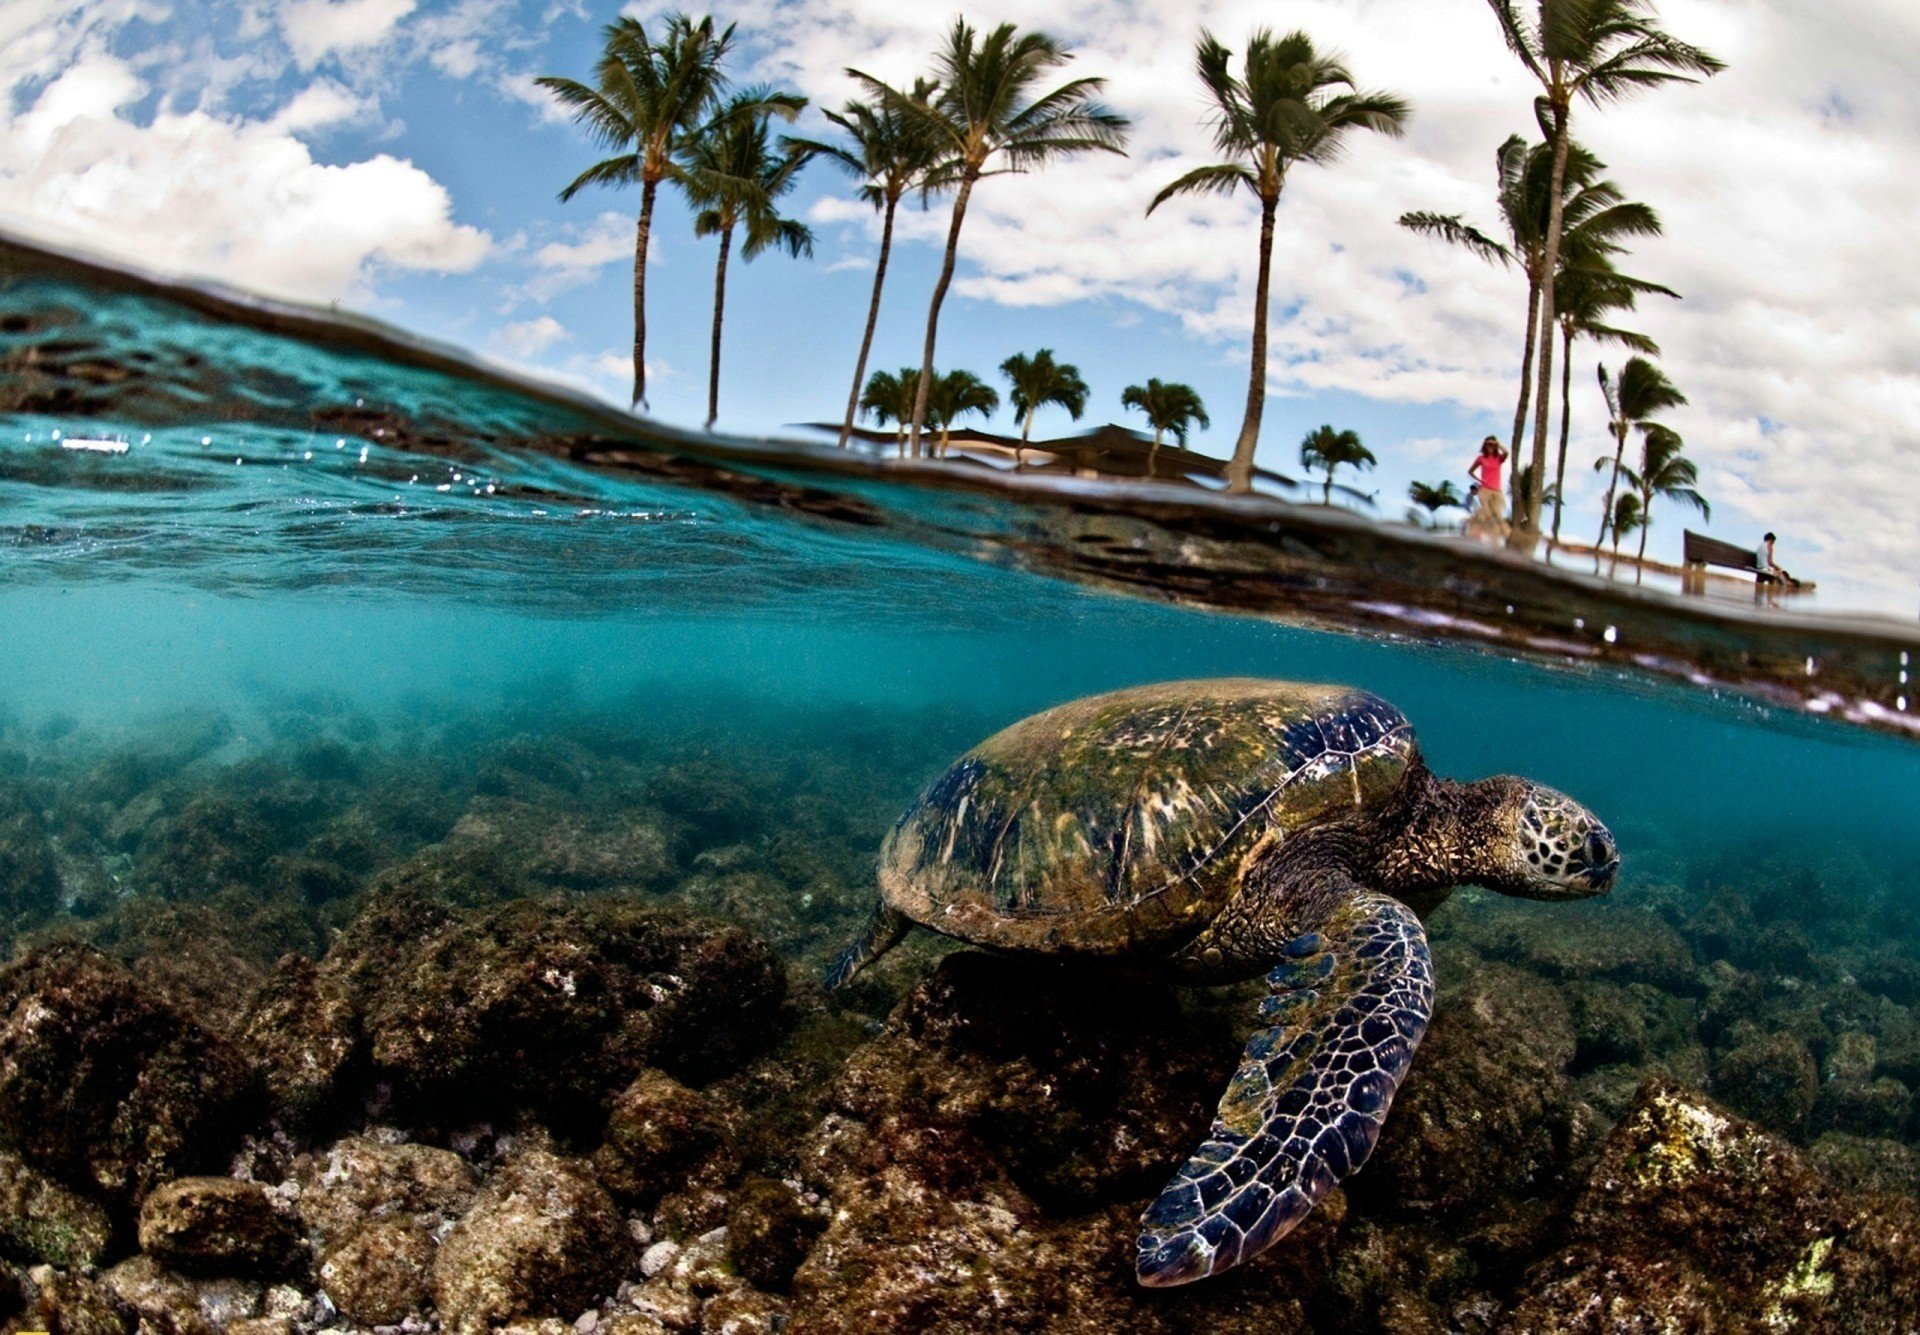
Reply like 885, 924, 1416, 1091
1444, 900, 1697, 994
238, 954, 359, 1134
99, 1253, 265, 1332
137, 794, 278, 903
316, 1215, 436, 1327
353, 895, 785, 1124
1710, 1031, 1818, 1139
1808, 1132, 1920, 1198
1812, 1075, 1913, 1139
289, 1136, 478, 1249
0, 782, 60, 918
23, 1266, 136, 1335
725, 1177, 824, 1294
0, 944, 255, 1205
433, 1149, 632, 1334
0, 1149, 114, 1268
136, 1178, 303, 1278
1360, 961, 1579, 1219
1503, 1077, 1920, 1331
591, 1069, 729, 1207
446, 798, 678, 894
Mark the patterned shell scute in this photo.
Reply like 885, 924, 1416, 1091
879, 679, 1417, 956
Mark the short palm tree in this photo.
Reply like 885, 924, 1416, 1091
538, 14, 758, 408
1408, 479, 1466, 528
854, 21, 1129, 457
1484, 0, 1722, 539
1000, 349, 1088, 469
860, 367, 921, 453
1401, 136, 1661, 482
927, 369, 1001, 456
1605, 489, 1643, 563
1626, 422, 1708, 577
1299, 424, 1376, 506
1549, 259, 1673, 544
1120, 379, 1210, 477
1151, 30, 1408, 493
784, 82, 945, 448
1595, 356, 1686, 550
681, 91, 813, 430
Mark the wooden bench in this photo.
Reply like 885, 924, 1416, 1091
1681, 530, 1813, 595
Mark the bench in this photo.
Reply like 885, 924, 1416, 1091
1681, 530, 1813, 595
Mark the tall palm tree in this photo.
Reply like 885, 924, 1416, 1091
784, 82, 945, 448
853, 21, 1129, 456
1595, 355, 1686, 550
927, 369, 1001, 456
1548, 260, 1673, 545
1299, 424, 1376, 506
680, 89, 813, 430
1627, 422, 1708, 577
1120, 379, 1210, 477
999, 349, 1088, 468
1408, 479, 1466, 527
860, 367, 921, 453
539, 14, 755, 408
1401, 136, 1659, 486
1152, 30, 1408, 493
1484, 0, 1722, 542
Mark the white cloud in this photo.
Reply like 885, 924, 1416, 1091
504, 210, 635, 305
0, 54, 490, 302
496, 314, 567, 355
279, 0, 418, 66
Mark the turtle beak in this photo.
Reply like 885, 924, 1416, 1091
1574, 828, 1619, 894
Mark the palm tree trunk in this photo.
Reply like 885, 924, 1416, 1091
1323, 472, 1333, 506
1635, 502, 1651, 584
910, 173, 976, 458
1596, 424, 1628, 552
1509, 274, 1541, 472
1227, 197, 1279, 493
705, 223, 732, 431
839, 194, 899, 449
1148, 428, 1162, 479
1022, 408, 1034, 443
1549, 323, 1574, 547
1515, 93, 1573, 547
631, 177, 659, 409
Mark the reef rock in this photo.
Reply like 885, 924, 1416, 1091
289, 1136, 478, 1248
0, 782, 60, 919
0, 944, 254, 1204
316, 1215, 437, 1327
592, 1069, 730, 1207
0, 1149, 114, 1268
433, 1149, 632, 1334
238, 954, 359, 1134
136, 1177, 303, 1278
1504, 1077, 1920, 1330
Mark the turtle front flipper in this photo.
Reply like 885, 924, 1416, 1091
1136, 887, 1433, 1287
825, 901, 911, 991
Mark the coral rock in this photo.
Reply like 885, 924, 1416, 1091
317, 1215, 436, 1327
290, 1136, 478, 1248
592, 1070, 728, 1207
137, 1178, 303, 1278
0, 1149, 114, 1268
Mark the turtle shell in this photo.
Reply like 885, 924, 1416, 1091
879, 679, 1417, 958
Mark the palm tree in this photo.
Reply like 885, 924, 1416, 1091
1605, 490, 1643, 567
1483, 0, 1722, 541
1595, 356, 1686, 551
1152, 30, 1408, 493
539, 14, 765, 408
1408, 479, 1466, 528
1120, 379, 1210, 477
1627, 422, 1708, 578
1402, 137, 1658, 482
853, 21, 1129, 456
860, 367, 921, 453
1299, 424, 1376, 505
927, 369, 1001, 456
680, 90, 813, 430
784, 82, 945, 448
999, 349, 1088, 468
1549, 259, 1673, 545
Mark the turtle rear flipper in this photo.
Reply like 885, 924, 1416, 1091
825, 901, 911, 991
1136, 886, 1433, 1287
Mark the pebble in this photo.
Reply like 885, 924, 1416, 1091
640, 1240, 681, 1279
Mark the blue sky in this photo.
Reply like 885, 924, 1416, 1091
6, 0, 1920, 613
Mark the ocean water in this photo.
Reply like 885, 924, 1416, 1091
3, 233, 1920, 1325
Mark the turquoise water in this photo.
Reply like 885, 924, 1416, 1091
3, 234, 1920, 1325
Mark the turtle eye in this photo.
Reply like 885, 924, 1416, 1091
1582, 830, 1614, 868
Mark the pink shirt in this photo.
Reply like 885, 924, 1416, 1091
1471, 452, 1504, 491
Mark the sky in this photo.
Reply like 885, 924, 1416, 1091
4, 0, 1918, 614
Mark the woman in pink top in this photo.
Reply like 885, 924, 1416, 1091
1466, 436, 1509, 541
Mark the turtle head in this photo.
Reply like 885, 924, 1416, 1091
1482, 778, 1618, 900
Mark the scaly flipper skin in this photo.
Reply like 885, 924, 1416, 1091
824, 902, 910, 991
1135, 888, 1433, 1287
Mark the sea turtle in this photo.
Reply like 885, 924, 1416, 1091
826, 678, 1618, 1288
